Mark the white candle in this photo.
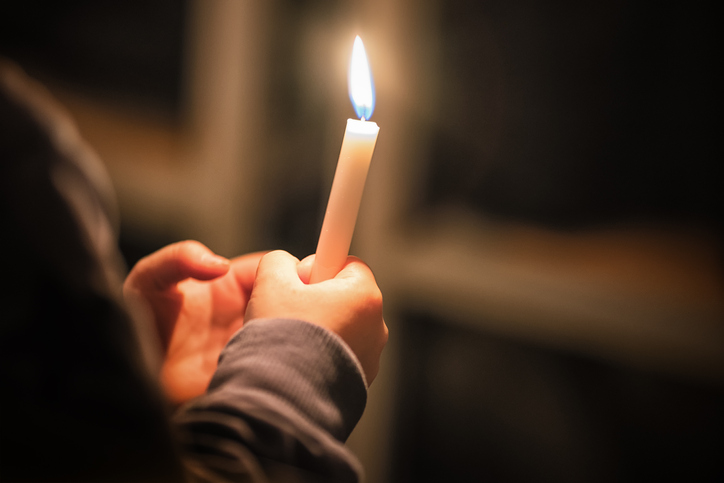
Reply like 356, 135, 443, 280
310, 36, 379, 283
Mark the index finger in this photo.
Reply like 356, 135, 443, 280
127, 240, 230, 293
334, 256, 377, 284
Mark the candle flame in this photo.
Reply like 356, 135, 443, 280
349, 36, 375, 120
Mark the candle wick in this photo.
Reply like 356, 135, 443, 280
360, 117, 366, 122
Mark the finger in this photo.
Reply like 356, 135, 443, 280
297, 254, 315, 284
254, 250, 301, 287
229, 250, 268, 294
334, 256, 376, 283
131, 240, 230, 292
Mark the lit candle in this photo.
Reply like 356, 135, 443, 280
310, 36, 380, 283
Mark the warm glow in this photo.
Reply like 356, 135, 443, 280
348, 36, 375, 120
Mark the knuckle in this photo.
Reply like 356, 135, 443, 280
262, 249, 290, 262
177, 239, 203, 257
368, 286, 383, 310
358, 286, 384, 320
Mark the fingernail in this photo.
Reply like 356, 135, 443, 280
201, 253, 230, 267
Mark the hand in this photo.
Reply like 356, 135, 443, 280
245, 250, 388, 384
124, 240, 265, 404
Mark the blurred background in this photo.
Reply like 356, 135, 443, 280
1, 0, 722, 481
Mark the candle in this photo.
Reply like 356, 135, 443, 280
310, 36, 379, 283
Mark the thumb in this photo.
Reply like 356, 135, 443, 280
296, 254, 315, 284
127, 240, 230, 293
254, 250, 302, 287
245, 250, 305, 323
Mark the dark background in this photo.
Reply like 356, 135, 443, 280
419, 0, 719, 230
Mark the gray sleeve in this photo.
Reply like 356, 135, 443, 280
174, 318, 368, 483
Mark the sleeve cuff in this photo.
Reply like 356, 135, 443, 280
202, 318, 367, 442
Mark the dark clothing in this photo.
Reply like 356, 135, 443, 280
178, 318, 366, 482
0, 59, 366, 482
